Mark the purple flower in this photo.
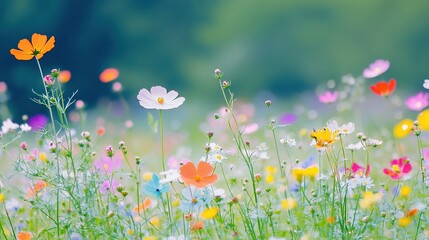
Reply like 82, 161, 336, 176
278, 113, 297, 125
100, 179, 120, 194
318, 91, 338, 104
363, 59, 390, 79
94, 157, 121, 173
405, 92, 429, 111
27, 114, 49, 131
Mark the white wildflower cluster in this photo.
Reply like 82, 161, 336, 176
205, 142, 227, 164
346, 138, 383, 151
253, 142, 270, 160
1, 118, 32, 135
327, 120, 355, 135
346, 175, 374, 191
280, 137, 296, 147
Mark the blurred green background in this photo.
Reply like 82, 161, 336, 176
1, 0, 429, 118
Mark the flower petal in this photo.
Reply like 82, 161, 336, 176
150, 86, 167, 97
180, 162, 197, 179
32, 33, 47, 51
402, 163, 412, 173
10, 49, 33, 60
197, 161, 214, 177
41, 36, 55, 54
17, 38, 33, 52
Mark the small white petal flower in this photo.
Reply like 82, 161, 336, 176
2, 119, 19, 134
137, 86, 185, 110
423, 79, 429, 89
20, 123, 32, 132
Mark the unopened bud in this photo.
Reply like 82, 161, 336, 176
106, 146, 114, 157
20, 141, 27, 150
44, 75, 55, 86
265, 100, 271, 107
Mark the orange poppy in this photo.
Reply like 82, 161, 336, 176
180, 161, 218, 188
133, 197, 152, 214
17, 231, 32, 240
100, 68, 119, 83
370, 79, 396, 97
10, 33, 55, 60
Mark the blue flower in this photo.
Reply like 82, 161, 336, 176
144, 173, 170, 198
179, 186, 212, 213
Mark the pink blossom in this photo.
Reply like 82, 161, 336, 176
363, 59, 390, 78
168, 156, 190, 170
318, 91, 338, 104
100, 179, 120, 194
383, 157, 412, 180
348, 162, 370, 176
405, 92, 429, 111
94, 156, 121, 173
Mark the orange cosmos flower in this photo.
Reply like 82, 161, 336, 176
26, 180, 47, 198
370, 79, 396, 97
17, 231, 32, 240
100, 68, 119, 83
180, 161, 218, 188
133, 197, 153, 214
10, 33, 55, 60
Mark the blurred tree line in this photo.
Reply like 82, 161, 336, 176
1, 0, 429, 118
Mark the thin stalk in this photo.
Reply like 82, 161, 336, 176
36, 59, 61, 237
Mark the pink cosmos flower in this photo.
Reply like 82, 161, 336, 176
137, 86, 185, 110
383, 157, 412, 180
405, 92, 429, 111
363, 59, 390, 79
100, 179, 120, 194
94, 156, 121, 173
318, 91, 338, 104
167, 156, 190, 170
348, 162, 370, 177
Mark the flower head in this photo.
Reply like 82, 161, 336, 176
201, 207, 219, 219
137, 86, 185, 110
180, 161, 217, 188
349, 162, 370, 177
370, 79, 396, 97
10, 33, 55, 60
417, 109, 429, 131
94, 156, 121, 173
133, 197, 156, 214
100, 68, 119, 83
359, 191, 383, 209
363, 59, 390, 78
310, 127, 338, 149
393, 119, 413, 138
318, 91, 338, 104
383, 157, 412, 180
17, 231, 32, 240
405, 92, 429, 111
424, 79, 429, 89
58, 70, 71, 83
144, 173, 170, 198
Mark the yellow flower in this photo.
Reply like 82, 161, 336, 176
393, 119, 413, 138
293, 165, 319, 182
265, 174, 275, 184
0, 193, 4, 203
293, 168, 305, 182
359, 191, 383, 209
150, 216, 160, 227
400, 185, 412, 198
127, 229, 134, 235
143, 237, 156, 240
300, 128, 308, 137
326, 216, 335, 224
172, 198, 180, 207
39, 152, 48, 163
398, 217, 412, 227
201, 207, 219, 220
265, 166, 277, 174
281, 198, 297, 210
418, 109, 429, 131
142, 172, 153, 181
310, 127, 338, 148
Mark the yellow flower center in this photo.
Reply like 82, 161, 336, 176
192, 198, 198, 204
392, 164, 400, 173
157, 97, 164, 104
194, 175, 201, 182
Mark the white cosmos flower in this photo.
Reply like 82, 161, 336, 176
424, 79, 429, 89
20, 123, 32, 132
2, 119, 19, 134
137, 86, 185, 110
327, 120, 355, 135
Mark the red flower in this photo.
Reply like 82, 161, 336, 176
383, 157, 412, 180
370, 79, 396, 97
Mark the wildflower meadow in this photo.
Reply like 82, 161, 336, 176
2, 33, 429, 240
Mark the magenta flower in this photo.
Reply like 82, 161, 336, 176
349, 162, 370, 176
363, 59, 390, 79
27, 114, 49, 131
405, 92, 429, 111
137, 86, 185, 110
94, 157, 121, 173
318, 91, 338, 104
383, 157, 412, 180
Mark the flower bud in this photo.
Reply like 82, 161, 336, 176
214, 69, 222, 77
44, 75, 55, 86
81, 131, 90, 140
106, 146, 114, 157
50, 69, 60, 78
265, 100, 271, 107
207, 131, 214, 139
20, 141, 27, 150
135, 156, 141, 165
222, 81, 230, 89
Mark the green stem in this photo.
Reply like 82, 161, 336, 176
36, 59, 61, 237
